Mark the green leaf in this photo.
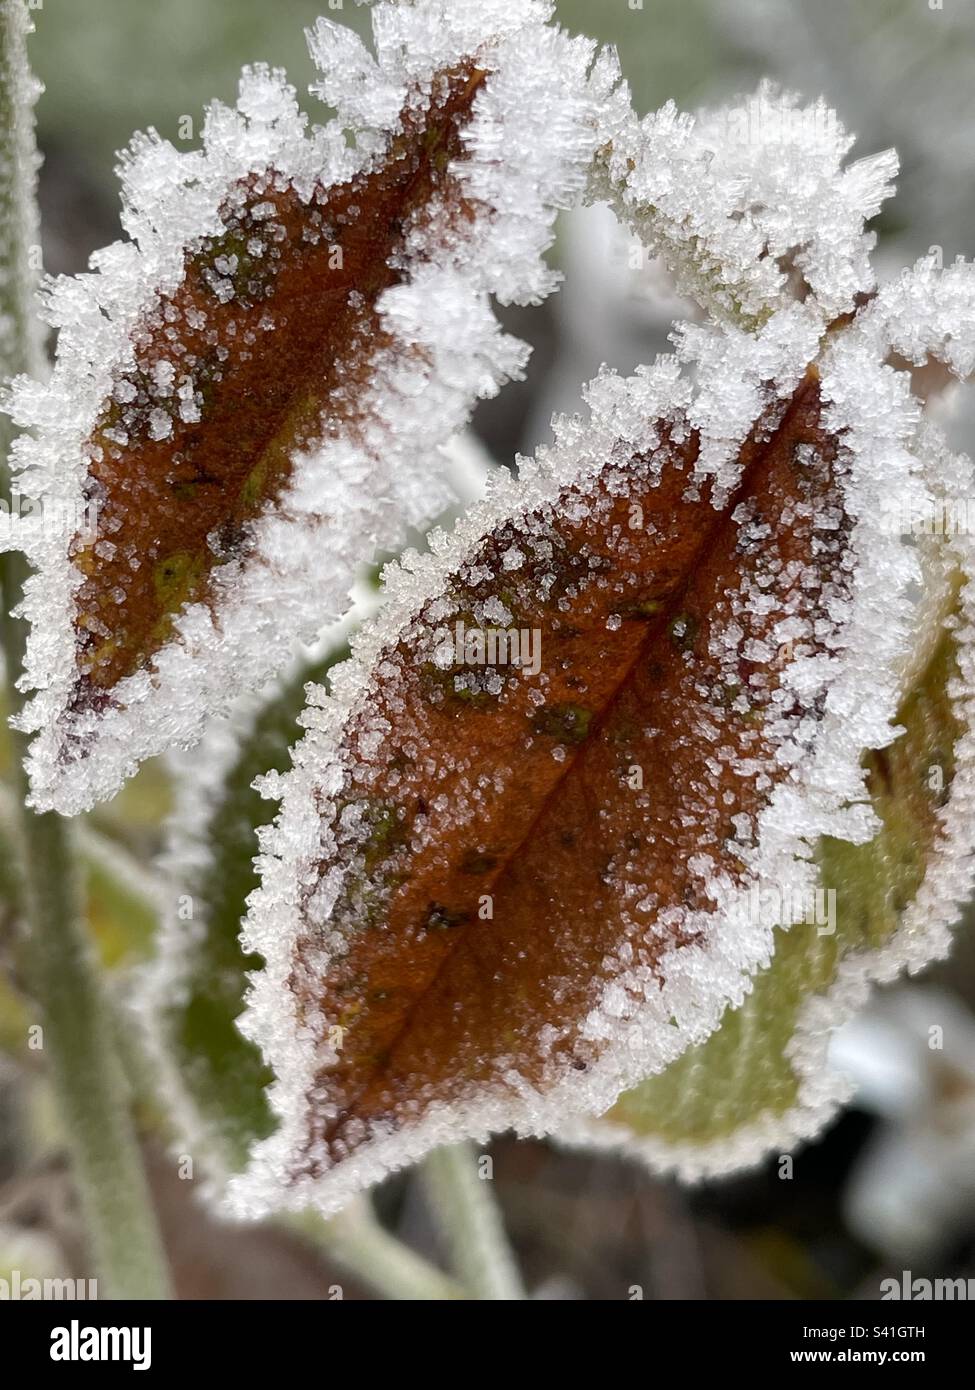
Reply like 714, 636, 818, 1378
140, 638, 349, 1176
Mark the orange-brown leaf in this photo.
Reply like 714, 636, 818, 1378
73, 66, 484, 708
13, 4, 602, 817
258, 367, 852, 1190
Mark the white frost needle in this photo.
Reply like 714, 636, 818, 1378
595, 76, 899, 330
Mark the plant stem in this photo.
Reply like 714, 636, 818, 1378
0, 0, 171, 1299
11, 812, 174, 1300
1, 796, 473, 1304
290, 1199, 468, 1301
421, 1142, 525, 1299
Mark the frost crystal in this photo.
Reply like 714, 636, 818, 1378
595, 77, 898, 328
3, 0, 603, 814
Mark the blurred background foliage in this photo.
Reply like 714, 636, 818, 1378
2, 0, 975, 1299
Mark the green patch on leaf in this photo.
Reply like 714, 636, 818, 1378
156, 642, 348, 1172
530, 703, 593, 743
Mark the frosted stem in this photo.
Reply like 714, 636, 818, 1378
421, 1143, 526, 1300
289, 1201, 467, 1301
0, 0, 171, 1300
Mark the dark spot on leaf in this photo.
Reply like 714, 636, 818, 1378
530, 703, 593, 744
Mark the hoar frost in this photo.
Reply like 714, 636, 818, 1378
7, 1, 975, 1222
224, 79, 975, 1218
226, 355, 857, 1216
3, 0, 605, 815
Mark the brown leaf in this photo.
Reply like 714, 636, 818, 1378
271, 366, 852, 1184
73, 65, 485, 709
12, 6, 605, 817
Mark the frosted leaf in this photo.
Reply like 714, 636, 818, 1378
1, 0, 603, 815
595, 77, 898, 329
223, 267, 963, 1217
564, 419, 975, 1177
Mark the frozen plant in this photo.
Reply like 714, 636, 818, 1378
6, 0, 601, 815
2, 0, 975, 1299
